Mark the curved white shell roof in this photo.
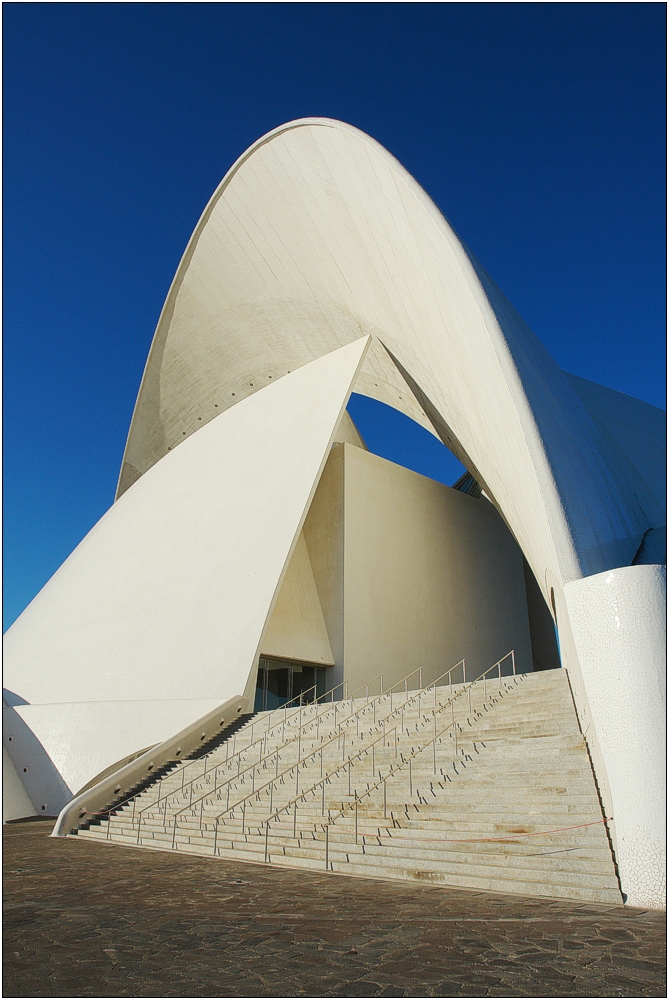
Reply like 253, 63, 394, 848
118, 118, 651, 597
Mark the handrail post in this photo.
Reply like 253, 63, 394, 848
512, 650, 516, 676
264, 823, 269, 864
325, 825, 329, 870
383, 779, 387, 818
355, 796, 358, 844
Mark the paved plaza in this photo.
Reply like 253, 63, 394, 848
3, 819, 666, 998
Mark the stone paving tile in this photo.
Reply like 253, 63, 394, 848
3, 819, 666, 998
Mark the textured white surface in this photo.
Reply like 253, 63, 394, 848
119, 118, 649, 595
3, 338, 369, 798
564, 565, 666, 909
3, 746, 36, 822
566, 373, 666, 528
6, 699, 219, 806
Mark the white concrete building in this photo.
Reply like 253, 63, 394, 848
4, 119, 665, 908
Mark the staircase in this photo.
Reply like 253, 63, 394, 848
74, 667, 622, 904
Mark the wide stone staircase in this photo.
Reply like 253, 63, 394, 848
73, 664, 622, 904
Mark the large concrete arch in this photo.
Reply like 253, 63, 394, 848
118, 119, 655, 590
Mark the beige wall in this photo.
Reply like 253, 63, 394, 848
300, 443, 535, 695
302, 443, 346, 691
342, 445, 534, 691
260, 533, 334, 666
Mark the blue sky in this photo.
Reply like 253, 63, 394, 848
4, 3, 666, 630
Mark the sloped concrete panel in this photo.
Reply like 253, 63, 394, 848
3, 338, 369, 799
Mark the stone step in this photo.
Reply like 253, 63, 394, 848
116, 823, 617, 885
81, 822, 614, 864
314, 859, 622, 905
71, 667, 622, 906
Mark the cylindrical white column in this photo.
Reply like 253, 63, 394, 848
565, 564, 666, 909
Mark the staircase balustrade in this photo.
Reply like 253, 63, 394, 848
252, 652, 517, 867
140, 653, 513, 854
129, 663, 465, 828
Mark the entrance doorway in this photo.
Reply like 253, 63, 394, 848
254, 658, 329, 712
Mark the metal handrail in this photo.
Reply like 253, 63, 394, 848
157, 661, 472, 845
135, 672, 385, 814
139, 659, 469, 824
255, 667, 483, 841
133, 672, 395, 821
210, 725, 401, 856
223, 653, 515, 853
255, 653, 517, 863
161, 723, 365, 845
130, 662, 457, 823
127, 674, 380, 822
114, 652, 514, 850
317, 657, 521, 867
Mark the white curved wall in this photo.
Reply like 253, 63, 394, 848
4, 338, 369, 801
564, 565, 666, 908
119, 119, 649, 597
3, 745, 37, 822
